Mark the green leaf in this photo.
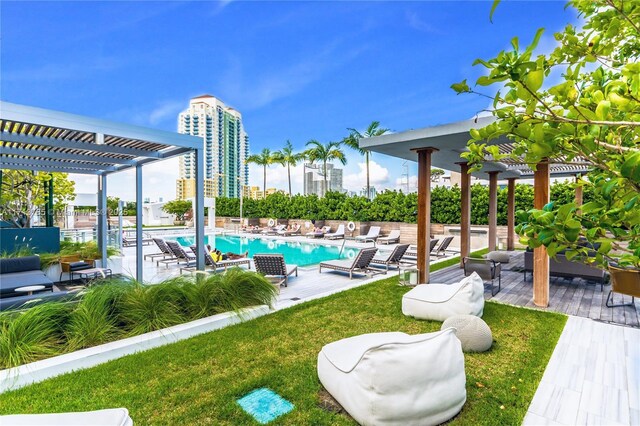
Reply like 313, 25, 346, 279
543, 202, 554, 212
489, 0, 501, 23
620, 151, 640, 182
524, 69, 544, 91
525, 28, 545, 55
451, 79, 471, 94
595, 100, 611, 120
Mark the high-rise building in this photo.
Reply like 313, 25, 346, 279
244, 186, 280, 200
176, 95, 249, 199
304, 163, 344, 196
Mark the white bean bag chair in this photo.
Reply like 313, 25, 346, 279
402, 272, 484, 321
1, 408, 133, 426
317, 329, 466, 426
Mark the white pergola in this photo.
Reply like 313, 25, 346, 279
361, 116, 592, 307
0, 101, 206, 281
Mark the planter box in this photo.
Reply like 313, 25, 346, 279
0, 305, 270, 393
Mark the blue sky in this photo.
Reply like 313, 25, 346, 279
1, 1, 577, 201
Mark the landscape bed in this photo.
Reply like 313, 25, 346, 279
0, 274, 567, 425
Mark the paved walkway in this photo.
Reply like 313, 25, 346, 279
524, 316, 640, 425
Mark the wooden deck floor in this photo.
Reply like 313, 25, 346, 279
430, 252, 640, 328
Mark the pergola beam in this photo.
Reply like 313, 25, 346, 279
1, 156, 117, 172
507, 178, 516, 251
0, 131, 163, 159
0, 145, 136, 165
0, 162, 101, 175
136, 165, 144, 282
488, 171, 499, 252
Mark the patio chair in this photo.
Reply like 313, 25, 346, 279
145, 238, 174, 261
433, 236, 454, 257
606, 265, 640, 308
324, 224, 345, 240
161, 240, 196, 268
180, 245, 251, 274
277, 224, 301, 237
370, 244, 410, 272
463, 257, 501, 296
253, 254, 298, 287
377, 230, 400, 245
306, 225, 331, 238
262, 224, 286, 235
319, 247, 378, 279
355, 226, 381, 243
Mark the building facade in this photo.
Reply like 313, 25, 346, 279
244, 186, 279, 200
304, 163, 344, 196
176, 95, 249, 199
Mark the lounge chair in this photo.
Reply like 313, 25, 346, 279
306, 225, 331, 238
370, 244, 411, 272
404, 239, 439, 259
319, 247, 378, 279
180, 245, 251, 274
253, 254, 298, 287
433, 236, 454, 257
377, 230, 400, 245
463, 257, 501, 296
277, 224, 301, 237
355, 226, 381, 243
122, 235, 153, 247
262, 224, 286, 235
145, 238, 174, 261
324, 224, 345, 240
606, 264, 640, 307
161, 240, 195, 268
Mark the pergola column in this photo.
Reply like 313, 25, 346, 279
458, 162, 471, 267
97, 174, 108, 264
507, 178, 516, 251
488, 171, 499, 252
415, 148, 436, 284
533, 162, 550, 307
135, 164, 143, 282
194, 147, 205, 271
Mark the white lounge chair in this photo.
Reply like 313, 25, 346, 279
317, 329, 466, 426
355, 226, 380, 243
377, 230, 400, 245
306, 225, 331, 238
402, 272, 485, 321
324, 224, 345, 240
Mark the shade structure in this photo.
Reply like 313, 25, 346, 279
0, 101, 207, 279
360, 116, 594, 306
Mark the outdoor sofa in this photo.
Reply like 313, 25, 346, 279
0, 255, 54, 297
523, 248, 606, 290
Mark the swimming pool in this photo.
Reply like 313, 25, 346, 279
169, 235, 360, 267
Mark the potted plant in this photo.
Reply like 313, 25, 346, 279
162, 199, 192, 226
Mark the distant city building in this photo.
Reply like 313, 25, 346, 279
244, 186, 279, 200
304, 163, 343, 196
359, 187, 378, 199
176, 95, 249, 199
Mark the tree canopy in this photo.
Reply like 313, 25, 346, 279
452, 0, 640, 267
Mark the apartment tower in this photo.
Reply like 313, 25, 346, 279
176, 95, 249, 199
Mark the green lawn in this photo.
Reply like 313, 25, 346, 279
1, 272, 566, 425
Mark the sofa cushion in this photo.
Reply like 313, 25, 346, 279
0, 256, 41, 274
1, 408, 133, 426
0, 270, 54, 295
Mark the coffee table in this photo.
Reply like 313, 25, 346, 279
71, 267, 113, 284
15, 285, 46, 296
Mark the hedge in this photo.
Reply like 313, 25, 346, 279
214, 181, 593, 226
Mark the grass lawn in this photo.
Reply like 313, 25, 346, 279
0, 275, 566, 425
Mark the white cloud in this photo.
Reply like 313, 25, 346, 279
405, 11, 438, 34
394, 175, 418, 193
148, 101, 184, 126
343, 160, 390, 192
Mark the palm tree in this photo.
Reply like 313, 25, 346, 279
246, 148, 275, 195
305, 140, 347, 196
274, 141, 304, 196
343, 121, 389, 199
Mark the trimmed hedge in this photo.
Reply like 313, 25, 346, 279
215, 181, 593, 226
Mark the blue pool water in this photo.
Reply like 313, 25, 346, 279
169, 235, 359, 267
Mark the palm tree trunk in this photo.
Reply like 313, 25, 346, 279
287, 163, 292, 196
366, 151, 370, 200
263, 165, 266, 196
324, 160, 329, 195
